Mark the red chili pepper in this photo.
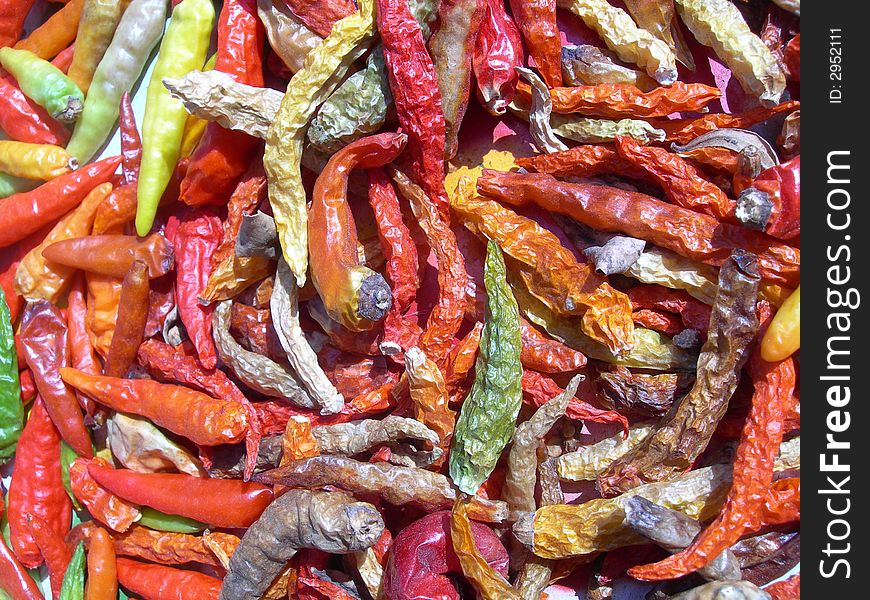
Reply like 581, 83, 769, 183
179, 0, 264, 208
66, 275, 101, 418
761, 476, 800, 526
87, 463, 273, 528
520, 319, 587, 372
628, 285, 710, 334
282, 0, 354, 37
783, 35, 799, 82
0, 528, 43, 600
25, 513, 72, 600
632, 308, 683, 337
119, 92, 142, 186
115, 558, 222, 600
69, 457, 140, 533
0, 73, 70, 145
42, 233, 175, 280
136, 338, 263, 480
60, 368, 249, 446
377, 0, 450, 221
522, 370, 629, 432
85, 526, 118, 600
472, 0, 523, 115
0, 156, 121, 249
477, 170, 801, 288
317, 344, 396, 400
514, 144, 648, 180
367, 167, 421, 355
0, 0, 39, 47
655, 100, 800, 145
7, 396, 72, 569
508, 0, 562, 87
50, 42, 75, 73
228, 302, 285, 360
628, 309, 795, 581
166, 208, 222, 369
102, 260, 150, 378
19, 301, 93, 457
18, 368, 35, 403
765, 573, 799, 600
748, 155, 800, 241
208, 160, 266, 269
614, 136, 736, 221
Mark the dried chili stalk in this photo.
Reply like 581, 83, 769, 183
598, 251, 761, 495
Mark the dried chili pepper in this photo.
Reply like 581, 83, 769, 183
377, 0, 449, 219
405, 346, 456, 456
0, 289, 22, 458
168, 208, 222, 369
522, 370, 629, 430
383, 510, 509, 600
309, 133, 404, 331
0, 47, 85, 123
520, 319, 587, 373
472, 0, 523, 115
452, 183, 634, 354
598, 252, 761, 496
70, 522, 221, 568
42, 234, 174, 280
747, 155, 800, 241
657, 100, 800, 145
20, 301, 93, 457
69, 458, 140, 533
559, 0, 677, 84
391, 168, 467, 369
514, 144, 645, 179
263, 0, 376, 286
180, 0, 264, 207
86, 463, 272, 528
597, 367, 694, 418
765, 573, 799, 600
0, 156, 120, 249
449, 241, 521, 494
220, 489, 383, 600
628, 285, 711, 334
60, 368, 249, 446
517, 67, 567, 153
84, 526, 117, 600
429, 0, 486, 158
614, 136, 735, 221
561, 44, 656, 89
116, 558, 222, 600
283, 0, 354, 37
8, 396, 72, 568
509, 0, 562, 87
478, 170, 800, 288
256, 0, 322, 75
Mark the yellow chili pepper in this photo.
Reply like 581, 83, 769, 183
761, 284, 800, 362
0, 141, 77, 180
67, 0, 124, 94
135, 0, 215, 237
180, 54, 217, 158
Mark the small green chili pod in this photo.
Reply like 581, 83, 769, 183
0, 48, 85, 124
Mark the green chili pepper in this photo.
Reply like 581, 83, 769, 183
307, 0, 439, 153
0, 289, 22, 460
66, 0, 168, 164
60, 441, 83, 510
0, 48, 85, 124
449, 240, 523, 494
59, 542, 85, 600
135, 0, 214, 236
137, 507, 207, 534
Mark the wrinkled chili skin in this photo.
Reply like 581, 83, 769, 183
19, 301, 93, 458
377, 0, 450, 221
509, 0, 562, 88
180, 0, 264, 207
168, 208, 222, 369
283, 0, 355, 37
656, 100, 800, 145
477, 170, 800, 288
765, 573, 799, 600
8, 396, 72, 569
382, 511, 510, 600
472, 0, 523, 115
515, 144, 647, 180
628, 285, 711, 334
750, 156, 800, 241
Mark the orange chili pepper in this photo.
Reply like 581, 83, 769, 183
69, 457, 141, 533
508, 0, 561, 87
102, 260, 149, 377
85, 527, 118, 600
656, 100, 800, 145
115, 558, 222, 600
42, 233, 174, 279
515, 144, 648, 180
14, 0, 85, 59
60, 368, 249, 446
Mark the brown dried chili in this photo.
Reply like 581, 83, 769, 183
19, 301, 93, 458
8, 396, 72, 569
452, 183, 634, 354
597, 366, 694, 418
367, 167, 421, 355
69, 457, 141, 533
390, 168, 468, 370
472, 0, 523, 115
60, 368, 249, 446
309, 133, 406, 331
428, 0, 487, 158
41, 233, 174, 280
614, 136, 736, 222
514, 80, 720, 119
477, 170, 801, 288
508, 0, 562, 87
522, 370, 628, 431
598, 251, 761, 496
102, 260, 149, 378
377, 0, 450, 220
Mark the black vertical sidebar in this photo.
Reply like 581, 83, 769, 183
802, 2, 865, 597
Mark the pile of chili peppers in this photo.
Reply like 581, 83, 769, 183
0, 0, 800, 598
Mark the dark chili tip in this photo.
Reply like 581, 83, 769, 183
237, 211, 279, 259
673, 328, 702, 350
358, 272, 392, 322
734, 188, 773, 232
